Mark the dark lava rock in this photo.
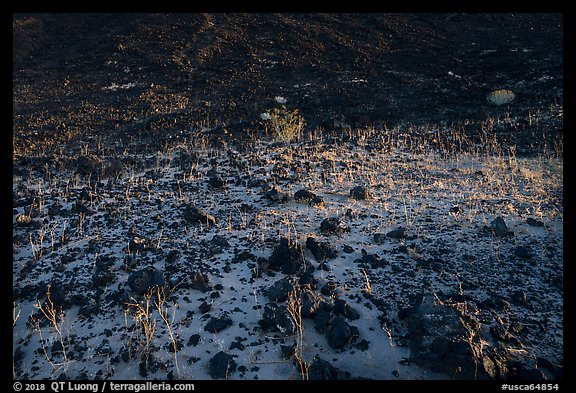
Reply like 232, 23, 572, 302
489, 216, 513, 237
78, 303, 100, 318
268, 237, 308, 275
187, 334, 200, 347
294, 189, 316, 202
183, 205, 217, 227
300, 286, 332, 318
103, 157, 123, 178
478, 297, 511, 312
124, 254, 138, 271
229, 340, 245, 351
355, 249, 388, 268
129, 236, 152, 254
397, 307, 413, 319
165, 250, 180, 263
313, 308, 333, 332
280, 343, 296, 359
13, 346, 24, 370
343, 244, 354, 253
204, 315, 233, 333
355, 339, 370, 351
510, 290, 528, 306
199, 301, 211, 314
294, 190, 325, 207
93, 269, 116, 288
127, 267, 166, 295
247, 178, 267, 188
349, 186, 372, 200
406, 294, 491, 379
320, 217, 350, 234
264, 185, 289, 203
208, 176, 225, 189
189, 271, 211, 292
373, 233, 387, 244
14, 283, 38, 302
76, 155, 102, 176
93, 255, 117, 287
231, 249, 256, 264
325, 315, 359, 350
211, 234, 230, 249
320, 281, 338, 297
308, 356, 338, 380
536, 358, 563, 380
208, 351, 236, 379
258, 303, 296, 335
266, 277, 295, 302
333, 298, 360, 320
386, 226, 407, 239
43, 284, 68, 309
298, 267, 318, 288
514, 245, 533, 259
490, 325, 515, 342
526, 217, 545, 227
507, 361, 548, 380
306, 237, 338, 262
311, 196, 326, 207
78, 187, 92, 202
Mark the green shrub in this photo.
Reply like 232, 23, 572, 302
263, 105, 306, 143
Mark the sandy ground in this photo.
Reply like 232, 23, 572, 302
13, 129, 563, 380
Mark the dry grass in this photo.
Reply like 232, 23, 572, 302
13, 109, 562, 379
124, 286, 182, 379
361, 269, 372, 295
31, 285, 69, 370
287, 287, 309, 380
124, 290, 158, 362
153, 287, 181, 379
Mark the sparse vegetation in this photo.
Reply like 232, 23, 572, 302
125, 290, 158, 363
31, 286, 69, 371
13, 13, 562, 381
287, 287, 309, 380
13, 116, 562, 378
262, 105, 306, 143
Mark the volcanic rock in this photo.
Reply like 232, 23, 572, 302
265, 277, 295, 302
268, 237, 308, 275
76, 155, 102, 176
386, 226, 407, 239
325, 315, 359, 350
349, 186, 372, 200
300, 286, 332, 318
320, 217, 350, 234
306, 237, 338, 262
264, 185, 289, 203
489, 216, 513, 237
526, 218, 545, 227
127, 267, 166, 295
294, 189, 317, 202
183, 205, 217, 227
333, 298, 360, 320
208, 351, 236, 379
204, 315, 233, 333
405, 294, 491, 379
258, 303, 296, 335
